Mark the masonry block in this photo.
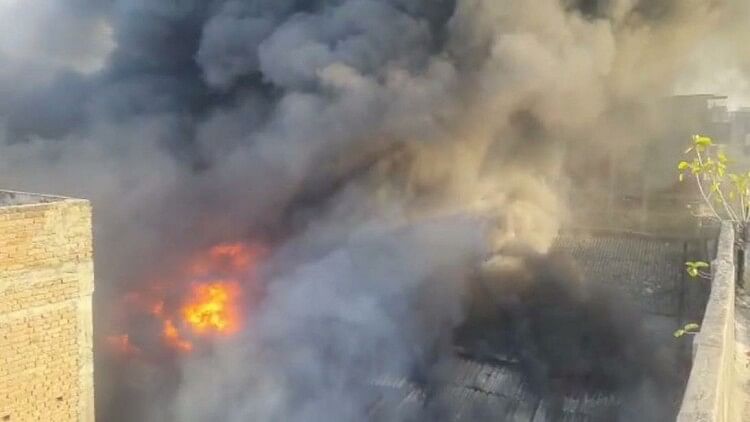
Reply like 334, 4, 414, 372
0, 190, 94, 422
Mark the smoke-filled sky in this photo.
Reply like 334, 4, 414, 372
0, 0, 748, 420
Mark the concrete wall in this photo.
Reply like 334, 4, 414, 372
677, 221, 735, 422
0, 190, 94, 421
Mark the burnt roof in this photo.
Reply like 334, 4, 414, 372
368, 231, 709, 421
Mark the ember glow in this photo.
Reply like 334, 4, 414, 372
105, 334, 141, 357
188, 243, 265, 277
162, 319, 193, 353
108, 242, 265, 357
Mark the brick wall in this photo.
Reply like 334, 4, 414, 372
0, 192, 94, 422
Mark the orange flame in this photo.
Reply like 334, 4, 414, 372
188, 242, 266, 276
109, 241, 265, 356
162, 319, 193, 352
151, 300, 165, 317
182, 282, 241, 335
106, 334, 141, 357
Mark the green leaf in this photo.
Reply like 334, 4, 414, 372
678, 161, 690, 171
718, 151, 729, 163
686, 261, 709, 278
694, 135, 713, 147
674, 323, 701, 338
694, 261, 709, 268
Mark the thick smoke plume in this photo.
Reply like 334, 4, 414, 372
0, 0, 744, 420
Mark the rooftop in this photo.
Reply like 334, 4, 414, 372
368, 230, 713, 421
0, 189, 69, 207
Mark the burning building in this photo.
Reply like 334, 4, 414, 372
0, 190, 94, 421
0, 0, 749, 421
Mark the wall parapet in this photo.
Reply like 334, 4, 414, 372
677, 221, 736, 422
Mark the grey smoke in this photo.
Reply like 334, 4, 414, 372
173, 216, 486, 422
0, 0, 745, 420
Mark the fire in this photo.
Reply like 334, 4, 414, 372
162, 319, 193, 352
182, 282, 240, 335
106, 334, 141, 357
188, 242, 265, 276
108, 241, 266, 357
151, 300, 165, 317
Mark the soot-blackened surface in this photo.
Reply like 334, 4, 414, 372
369, 232, 708, 421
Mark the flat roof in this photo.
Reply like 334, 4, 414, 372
671, 94, 728, 100
0, 189, 69, 207
370, 231, 707, 421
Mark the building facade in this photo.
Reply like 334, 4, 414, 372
0, 190, 94, 421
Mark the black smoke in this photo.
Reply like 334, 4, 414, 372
457, 249, 682, 421
0, 0, 740, 420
